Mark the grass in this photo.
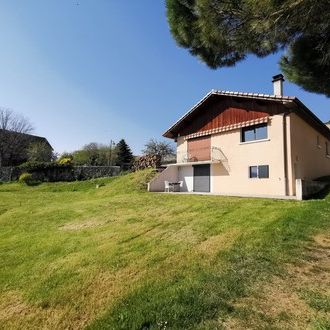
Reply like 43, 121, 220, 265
300, 289, 330, 312
0, 169, 329, 329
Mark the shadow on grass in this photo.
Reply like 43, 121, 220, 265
24, 180, 43, 187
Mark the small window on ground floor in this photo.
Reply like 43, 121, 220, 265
249, 166, 258, 178
249, 165, 269, 179
258, 165, 269, 178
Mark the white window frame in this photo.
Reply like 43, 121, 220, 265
241, 123, 268, 144
249, 165, 269, 179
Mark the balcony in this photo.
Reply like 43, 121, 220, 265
176, 146, 228, 164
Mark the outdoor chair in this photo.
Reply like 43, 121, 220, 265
164, 181, 171, 192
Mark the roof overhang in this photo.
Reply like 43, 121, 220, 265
183, 116, 269, 140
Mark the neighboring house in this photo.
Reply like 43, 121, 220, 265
0, 130, 53, 166
149, 75, 330, 198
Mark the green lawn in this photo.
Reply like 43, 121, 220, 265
0, 170, 329, 329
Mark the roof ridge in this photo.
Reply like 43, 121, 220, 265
212, 90, 295, 100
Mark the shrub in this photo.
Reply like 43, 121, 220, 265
19, 161, 72, 171
57, 157, 73, 166
19, 173, 35, 186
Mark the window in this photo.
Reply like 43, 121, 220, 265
241, 123, 268, 142
258, 165, 269, 178
317, 135, 321, 148
249, 165, 269, 179
326, 141, 329, 156
249, 166, 258, 178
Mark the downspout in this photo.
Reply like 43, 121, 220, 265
283, 112, 289, 196
272, 75, 290, 196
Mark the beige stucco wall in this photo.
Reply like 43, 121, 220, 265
288, 113, 330, 194
210, 114, 287, 196
171, 113, 330, 196
172, 113, 329, 197
174, 115, 287, 196
176, 136, 187, 163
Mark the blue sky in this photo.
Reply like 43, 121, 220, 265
0, 1, 329, 155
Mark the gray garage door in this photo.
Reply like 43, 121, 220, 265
193, 164, 210, 192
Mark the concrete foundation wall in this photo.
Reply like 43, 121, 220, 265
148, 166, 178, 192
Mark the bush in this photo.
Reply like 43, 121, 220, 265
19, 173, 35, 186
57, 157, 73, 166
19, 161, 72, 171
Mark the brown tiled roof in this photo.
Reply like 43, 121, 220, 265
163, 90, 330, 140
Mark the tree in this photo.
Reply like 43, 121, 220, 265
142, 138, 175, 158
82, 142, 99, 165
27, 141, 54, 162
166, 0, 330, 96
70, 143, 116, 166
0, 108, 34, 166
115, 139, 134, 169
71, 149, 90, 166
58, 152, 73, 162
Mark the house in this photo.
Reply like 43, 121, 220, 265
0, 130, 53, 166
326, 121, 330, 129
148, 75, 330, 199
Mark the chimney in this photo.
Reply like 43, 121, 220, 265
272, 74, 284, 96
